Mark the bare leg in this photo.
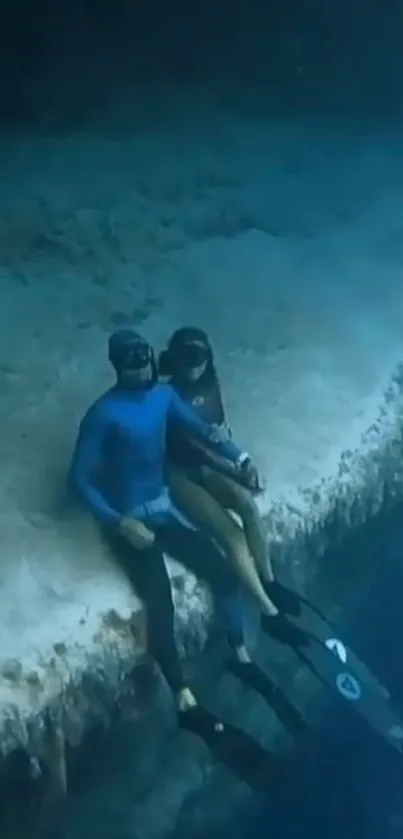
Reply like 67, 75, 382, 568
199, 468, 275, 584
159, 511, 253, 664
169, 468, 277, 616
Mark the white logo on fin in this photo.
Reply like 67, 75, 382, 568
336, 672, 361, 701
325, 637, 347, 664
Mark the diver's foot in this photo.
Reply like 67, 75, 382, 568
177, 687, 198, 713
261, 600, 279, 617
262, 580, 301, 618
234, 644, 252, 664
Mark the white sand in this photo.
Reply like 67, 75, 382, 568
1, 88, 403, 749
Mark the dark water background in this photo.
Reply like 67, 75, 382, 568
218, 502, 403, 839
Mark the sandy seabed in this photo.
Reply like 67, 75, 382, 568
1, 84, 403, 835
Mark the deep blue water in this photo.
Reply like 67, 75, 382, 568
219, 503, 403, 839
231, 696, 403, 839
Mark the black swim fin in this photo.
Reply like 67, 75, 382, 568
226, 658, 309, 740
296, 636, 403, 752
261, 613, 310, 649
286, 588, 391, 699
261, 594, 403, 754
178, 705, 285, 793
263, 580, 302, 617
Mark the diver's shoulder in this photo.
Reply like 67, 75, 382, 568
81, 388, 116, 424
154, 381, 175, 399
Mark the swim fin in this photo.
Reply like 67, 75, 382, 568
261, 612, 312, 655
226, 658, 309, 740
178, 705, 285, 793
261, 595, 403, 754
290, 590, 391, 699
264, 580, 302, 617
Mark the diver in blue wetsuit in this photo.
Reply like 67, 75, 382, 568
69, 329, 259, 713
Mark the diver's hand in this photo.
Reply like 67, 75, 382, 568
237, 457, 262, 492
210, 422, 233, 442
119, 517, 155, 550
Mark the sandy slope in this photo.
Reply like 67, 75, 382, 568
0, 89, 403, 750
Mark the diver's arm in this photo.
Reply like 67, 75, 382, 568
190, 442, 245, 477
168, 388, 249, 467
69, 407, 120, 525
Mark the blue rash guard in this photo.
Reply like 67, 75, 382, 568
69, 382, 245, 526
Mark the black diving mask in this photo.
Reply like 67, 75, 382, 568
120, 340, 153, 371
179, 340, 209, 371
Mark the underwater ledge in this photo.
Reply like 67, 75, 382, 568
1, 364, 403, 836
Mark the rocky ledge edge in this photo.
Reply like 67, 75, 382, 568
1, 365, 403, 834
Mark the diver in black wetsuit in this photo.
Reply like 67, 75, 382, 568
159, 327, 282, 617
69, 329, 260, 713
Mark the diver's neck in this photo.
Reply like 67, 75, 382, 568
114, 381, 153, 396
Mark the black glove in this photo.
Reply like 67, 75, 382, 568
264, 580, 301, 617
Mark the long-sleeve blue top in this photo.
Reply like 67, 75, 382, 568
69, 383, 245, 525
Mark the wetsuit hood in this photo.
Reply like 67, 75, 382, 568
159, 327, 214, 378
108, 329, 158, 387
108, 329, 147, 366
160, 327, 226, 427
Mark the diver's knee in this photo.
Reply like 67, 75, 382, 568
234, 489, 260, 522
207, 515, 248, 567
224, 531, 252, 568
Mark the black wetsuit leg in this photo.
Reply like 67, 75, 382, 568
106, 517, 244, 694
156, 516, 245, 649
109, 532, 184, 694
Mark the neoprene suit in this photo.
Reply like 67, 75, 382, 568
69, 382, 246, 692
